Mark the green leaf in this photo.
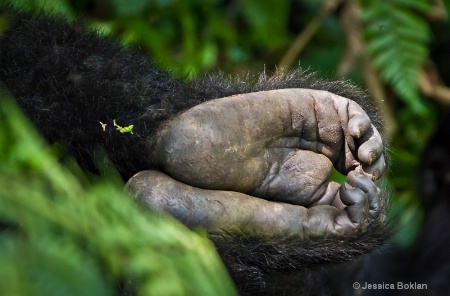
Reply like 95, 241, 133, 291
360, 0, 432, 113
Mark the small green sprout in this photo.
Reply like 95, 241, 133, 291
113, 119, 134, 134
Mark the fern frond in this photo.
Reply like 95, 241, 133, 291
360, 0, 432, 113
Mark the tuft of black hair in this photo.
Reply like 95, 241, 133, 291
0, 7, 384, 180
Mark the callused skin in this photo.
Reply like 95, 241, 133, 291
126, 168, 380, 239
152, 89, 385, 205
127, 88, 387, 239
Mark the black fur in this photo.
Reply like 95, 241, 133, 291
0, 7, 391, 295
341, 112, 450, 296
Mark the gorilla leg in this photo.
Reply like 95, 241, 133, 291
0, 7, 391, 295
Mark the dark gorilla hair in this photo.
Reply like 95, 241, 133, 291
0, 8, 384, 181
341, 112, 450, 296
0, 7, 391, 295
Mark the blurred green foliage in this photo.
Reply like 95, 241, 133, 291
0, 92, 237, 295
1, 0, 447, 273
360, 0, 432, 113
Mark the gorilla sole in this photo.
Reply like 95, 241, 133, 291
0, 6, 391, 295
